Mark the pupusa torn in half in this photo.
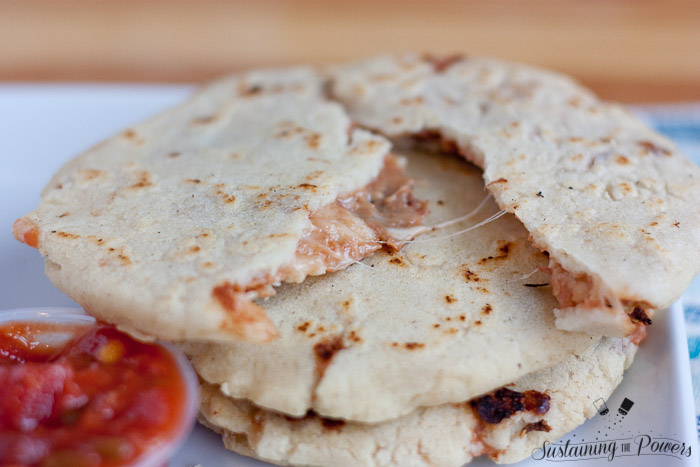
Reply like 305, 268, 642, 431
13, 67, 427, 343
330, 54, 700, 337
180, 147, 603, 424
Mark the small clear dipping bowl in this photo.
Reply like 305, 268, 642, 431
0, 307, 199, 467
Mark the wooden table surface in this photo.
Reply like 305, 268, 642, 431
2, 0, 699, 103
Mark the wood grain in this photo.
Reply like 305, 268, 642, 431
1, 0, 699, 102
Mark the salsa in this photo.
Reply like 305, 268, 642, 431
0, 322, 188, 467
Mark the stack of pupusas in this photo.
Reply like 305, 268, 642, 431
13, 55, 700, 466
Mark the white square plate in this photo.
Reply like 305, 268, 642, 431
1, 85, 697, 466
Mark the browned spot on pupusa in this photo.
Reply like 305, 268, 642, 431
77, 169, 107, 183
297, 321, 311, 333
478, 241, 513, 265
638, 140, 672, 157
521, 420, 552, 437
615, 155, 630, 165
313, 335, 345, 378
98, 246, 132, 267
130, 171, 153, 189
404, 342, 425, 350
486, 178, 508, 188
461, 266, 482, 282
445, 294, 457, 304
185, 178, 201, 184
52, 231, 80, 240
389, 256, 406, 266
297, 183, 318, 191
86, 236, 106, 246
57, 212, 70, 218
213, 184, 236, 204
305, 133, 322, 150
348, 330, 362, 343
482, 304, 493, 315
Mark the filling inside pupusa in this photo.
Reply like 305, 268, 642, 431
546, 260, 651, 340
210, 154, 428, 336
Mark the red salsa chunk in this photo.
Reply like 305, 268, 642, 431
0, 322, 188, 467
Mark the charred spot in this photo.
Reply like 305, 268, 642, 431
298, 183, 318, 190
674, 221, 680, 228
185, 178, 201, 184
321, 417, 346, 431
474, 320, 482, 325
123, 129, 138, 139
630, 307, 652, 326
482, 304, 492, 315
459, 314, 466, 321
522, 390, 551, 414
168, 151, 181, 158
521, 420, 552, 436
404, 342, 425, 350
433, 324, 441, 328
462, 267, 481, 282
423, 53, 464, 73
471, 388, 550, 424
478, 241, 513, 265
58, 212, 70, 218
189, 245, 201, 253
389, 257, 406, 266
524, 283, 549, 288
445, 294, 457, 304
314, 336, 345, 362
536, 191, 544, 198
437, 200, 445, 205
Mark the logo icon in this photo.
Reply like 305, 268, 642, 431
593, 398, 609, 416
618, 398, 634, 415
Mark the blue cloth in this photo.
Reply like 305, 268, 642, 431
636, 103, 700, 438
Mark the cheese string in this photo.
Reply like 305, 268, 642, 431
425, 193, 493, 231
392, 209, 507, 244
